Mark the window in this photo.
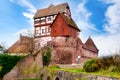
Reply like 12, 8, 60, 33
35, 20, 40, 24
42, 29, 45, 34
48, 28, 50, 33
35, 27, 40, 36
34, 18, 40, 24
46, 27, 50, 33
40, 17, 45, 24
40, 19, 45, 23
47, 17, 51, 21
46, 16, 53, 23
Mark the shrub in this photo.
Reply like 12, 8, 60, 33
108, 65, 117, 72
42, 48, 51, 66
83, 58, 102, 72
0, 54, 24, 78
0, 65, 2, 71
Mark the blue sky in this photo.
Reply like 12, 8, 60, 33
0, 0, 120, 56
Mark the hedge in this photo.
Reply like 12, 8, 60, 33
0, 54, 24, 78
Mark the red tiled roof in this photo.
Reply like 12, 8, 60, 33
83, 37, 99, 53
34, 3, 68, 18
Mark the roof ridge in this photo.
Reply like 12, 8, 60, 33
34, 2, 68, 18
84, 37, 99, 51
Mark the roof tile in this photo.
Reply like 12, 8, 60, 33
34, 3, 68, 18
83, 37, 99, 53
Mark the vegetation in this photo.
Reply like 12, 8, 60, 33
21, 78, 40, 80
83, 54, 120, 73
42, 48, 51, 66
0, 65, 2, 71
0, 54, 24, 78
47, 65, 120, 78
83, 58, 102, 72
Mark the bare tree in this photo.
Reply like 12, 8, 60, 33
0, 41, 8, 53
20, 29, 35, 54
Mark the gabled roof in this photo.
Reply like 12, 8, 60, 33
83, 37, 99, 53
50, 13, 80, 31
8, 35, 33, 53
34, 3, 69, 18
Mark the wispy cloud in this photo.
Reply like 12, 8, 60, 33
9, 0, 36, 27
93, 34, 120, 56
73, 0, 120, 56
9, 0, 36, 36
74, 0, 98, 33
101, 0, 120, 34
16, 28, 34, 36
93, 0, 120, 56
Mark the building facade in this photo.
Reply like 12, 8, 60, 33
34, 3, 72, 48
33, 3, 99, 64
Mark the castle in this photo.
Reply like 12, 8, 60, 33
33, 3, 99, 64
8, 3, 98, 64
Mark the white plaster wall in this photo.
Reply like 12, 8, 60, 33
35, 36, 52, 48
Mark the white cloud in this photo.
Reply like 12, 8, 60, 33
9, 0, 36, 27
92, 0, 120, 56
93, 33, 120, 57
9, 0, 36, 12
74, 0, 98, 33
9, 0, 36, 36
74, 0, 120, 56
101, 0, 120, 34
16, 28, 34, 36
72, 0, 99, 41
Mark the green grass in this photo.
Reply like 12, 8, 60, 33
21, 78, 40, 80
47, 66, 120, 78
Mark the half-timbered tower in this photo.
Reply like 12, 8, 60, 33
34, 3, 71, 48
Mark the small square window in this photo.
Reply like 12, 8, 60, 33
48, 17, 51, 21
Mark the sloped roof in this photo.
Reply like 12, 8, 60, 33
51, 13, 80, 31
83, 37, 99, 53
8, 35, 32, 53
60, 13, 80, 31
34, 3, 68, 18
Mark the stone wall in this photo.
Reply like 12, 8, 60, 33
3, 53, 43, 80
50, 37, 82, 64
41, 70, 119, 80
34, 36, 98, 65
82, 49, 98, 58
34, 36, 52, 49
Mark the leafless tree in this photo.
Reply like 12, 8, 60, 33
20, 29, 35, 54
0, 41, 8, 53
